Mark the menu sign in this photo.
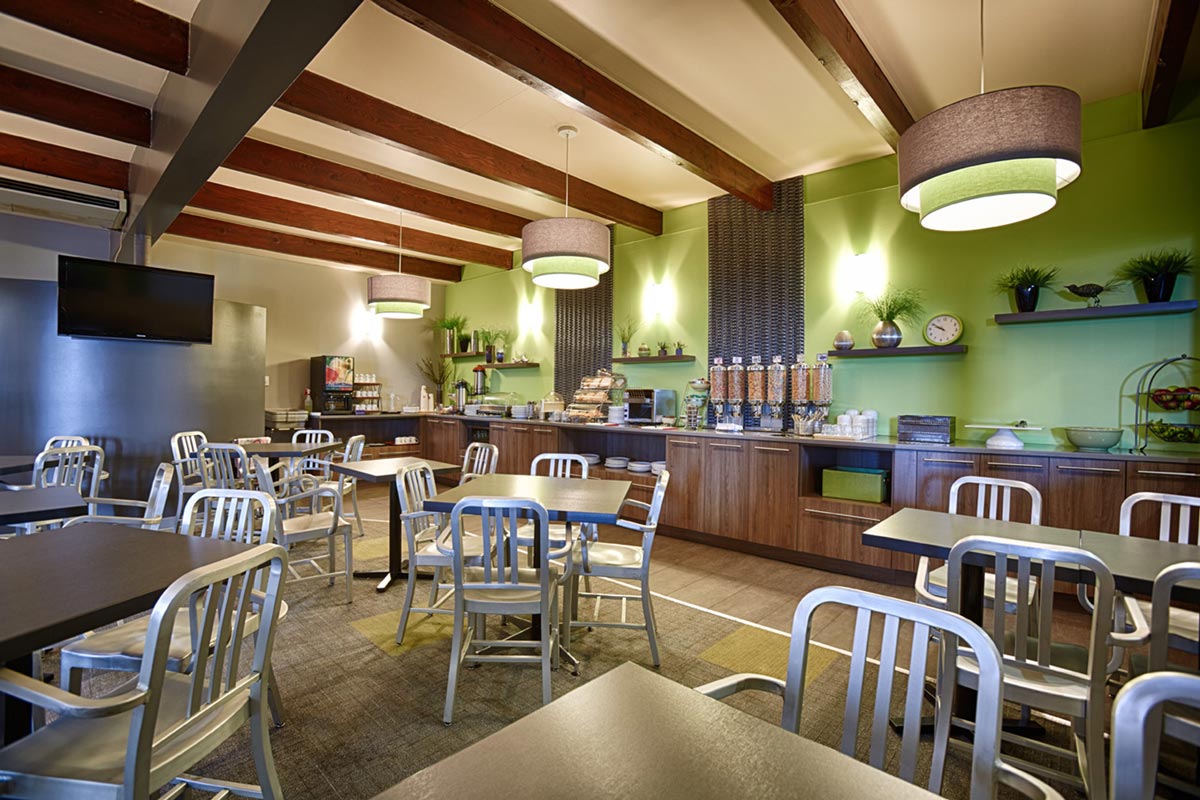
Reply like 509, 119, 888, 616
324, 355, 354, 391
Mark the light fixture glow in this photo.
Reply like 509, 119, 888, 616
368, 212, 432, 319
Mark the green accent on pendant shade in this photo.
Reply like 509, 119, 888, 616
919, 158, 1058, 231
369, 300, 427, 319
528, 255, 603, 289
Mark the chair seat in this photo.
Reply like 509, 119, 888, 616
280, 511, 342, 540
958, 645, 1090, 711
0, 672, 248, 786
925, 563, 1039, 606
514, 520, 574, 543
580, 541, 644, 571
414, 533, 487, 566
461, 565, 557, 605
318, 479, 353, 495
1135, 598, 1199, 644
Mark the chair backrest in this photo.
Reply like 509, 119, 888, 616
1120, 491, 1200, 544
142, 462, 176, 525
343, 433, 365, 463
180, 488, 275, 545
644, 469, 670, 529
33, 445, 104, 497
530, 452, 588, 479
197, 443, 248, 489
460, 442, 499, 484
170, 430, 208, 483
396, 462, 443, 543
1148, 562, 1200, 669
949, 475, 1042, 525
291, 428, 334, 477
946, 535, 1115, 688
447, 496, 562, 602
43, 434, 89, 450
127, 542, 287, 796
780, 586, 1013, 799
1111, 671, 1200, 799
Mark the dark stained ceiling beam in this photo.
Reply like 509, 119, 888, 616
0, 133, 129, 190
374, 0, 775, 210
165, 212, 463, 281
277, 71, 663, 235
0, 65, 151, 146
188, 182, 513, 269
223, 138, 532, 238
0, 0, 190, 74
1142, 0, 1200, 128
770, 0, 914, 148
118, 0, 363, 260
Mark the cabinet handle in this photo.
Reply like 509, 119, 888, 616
668, 440, 699, 447
532, 427, 554, 433
1137, 469, 1200, 478
754, 446, 792, 453
508, 426, 528, 432
708, 443, 742, 449
1056, 465, 1120, 474
923, 457, 974, 465
804, 507, 882, 524
986, 461, 1044, 469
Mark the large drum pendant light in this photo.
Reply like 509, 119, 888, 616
521, 125, 610, 289
897, 2, 1081, 231
368, 214, 431, 318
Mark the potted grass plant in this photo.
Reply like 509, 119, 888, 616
1116, 248, 1193, 303
994, 265, 1059, 313
857, 287, 924, 348
657, 340, 670, 357
616, 315, 639, 357
430, 316, 461, 354
674, 341, 685, 356
478, 328, 499, 363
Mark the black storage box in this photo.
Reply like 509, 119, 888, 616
897, 415, 956, 444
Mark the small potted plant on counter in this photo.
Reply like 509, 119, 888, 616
1116, 248, 1193, 303
494, 329, 512, 363
616, 315, 639, 357
478, 328, 498, 363
674, 341, 685, 356
858, 286, 924, 348
657, 340, 670, 357
994, 265, 1058, 313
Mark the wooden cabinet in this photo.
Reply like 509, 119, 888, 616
747, 442, 799, 548
1046, 458, 1125, 533
490, 423, 532, 475
422, 418, 462, 467
796, 497, 892, 568
661, 437, 704, 531
529, 425, 562, 467
978, 454, 1049, 523
703, 440, 749, 539
1124, 461, 1200, 538
914, 452, 980, 512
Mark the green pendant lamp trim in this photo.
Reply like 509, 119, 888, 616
919, 157, 1058, 231
528, 255, 602, 289
369, 300, 428, 319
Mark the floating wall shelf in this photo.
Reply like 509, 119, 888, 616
489, 362, 539, 370
442, 351, 485, 359
994, 300, 1196, 325
612, 355, 697, 364
826, 345, 967, 358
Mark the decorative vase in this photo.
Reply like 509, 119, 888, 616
458, 334, 472, 352
675, 347, 684, 356
637, 343, 651, 358
441, 329, 456, 355
1014, 285, 1040, 312
496, 349, 505, 363
484, 345, 495, 364
470, 330, 480, 352
833, 330, 855, 350
658, 348, 668, 357
1143, 273, 1178, 303
621, 341, 630, 357
871, 320, 903, 348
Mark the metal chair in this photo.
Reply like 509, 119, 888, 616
695, 585, 1062, 799
1111, 671, 1200, 800
169, 430, 208, 522
440, 496, 573, 724
14, 445, 106, 533
197, 442, 248, 490
316, 433, 366, 537
569, 469, 669, 666
393, 462, 489, 644
0, 543, 288, 799
531, 452, 588, 479
251, 456, 353, 603
946, 535, 1149, 800
459, 441, 499, 485
915, 475, 1043, 609
291, 428, 334, 480
63, 462, 175, 530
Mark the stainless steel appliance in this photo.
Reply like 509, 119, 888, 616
624, 388, 676, 424
309, 355, 354, 414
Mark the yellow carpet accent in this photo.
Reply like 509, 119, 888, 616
350, 608, 454, 656
700, 625, 839, 684
353, 536, 391, 562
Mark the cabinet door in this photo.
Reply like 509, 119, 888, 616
661, 437, 704, 531
703, 440, 749, 539
915, 452, 980, 512
747, 443, 799, 549
796, 497, 892, 568
978, 454, 1049, 523
1124, 461, 1200, 538
492, 424, 531, 474
529, 425, 562, 466
1046, 458, 1125, 533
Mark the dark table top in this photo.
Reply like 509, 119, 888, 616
374, 662, 937, 800
0, 524, 251, 662
0, 486, 86, 525
0, 456, 36, 476
333, 457, 458, 483
423, 473, 631, 524
240, 440, 342, 458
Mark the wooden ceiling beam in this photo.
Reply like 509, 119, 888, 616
770, 0, 913, 148
0, 0, 190, 74
1142, 0, 1199, 128
165, 212, 462, 281
277, 71, 663, 235
188, 182, 513, 269
222, 138, 532, 239
0, 132, 129, 190
374, 0, 775, 210
0, 65, 151, 146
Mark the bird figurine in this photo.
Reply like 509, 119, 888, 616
1065, 281, 1120, 308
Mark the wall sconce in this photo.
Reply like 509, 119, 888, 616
641, 279, 677, 322
518, 297, 544, 337
837, 251, 887, 302
350, 304, 383, 341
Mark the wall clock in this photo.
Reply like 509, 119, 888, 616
923, 313, 963, 346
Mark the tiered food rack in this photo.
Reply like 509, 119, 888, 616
1133, 353, 1200, 451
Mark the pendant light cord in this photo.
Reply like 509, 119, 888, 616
397, 211, 404, 274
979, 0, 985, 95
563, 133, 570, 218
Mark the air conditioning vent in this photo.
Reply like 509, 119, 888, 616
0, 166, 127, 229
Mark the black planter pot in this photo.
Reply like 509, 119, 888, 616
1143, 273, 1178, 303
496, 350, 505, 363
1014, 285, 1040, 313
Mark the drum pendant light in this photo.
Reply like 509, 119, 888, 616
521, 125, 610, 289
897, 1, 1081, 231
368, 215, 431, 319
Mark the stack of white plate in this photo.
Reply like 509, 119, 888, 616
580, 453, 601, 466
628, 461, 651, 473
511, 406, 531, 419
604, 456, 629, 470
651, 460, 667, 475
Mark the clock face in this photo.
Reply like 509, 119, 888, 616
924, 314, 963, 346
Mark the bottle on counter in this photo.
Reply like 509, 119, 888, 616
303, 388, 313, 413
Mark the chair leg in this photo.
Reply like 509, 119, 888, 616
641, 577, 661, 668
396, 562, 419, 645
267, 671, 285, 728
443, 612, 465, 725
60, 659, 82, 694
427, 566, 442, 609
343, 528, 353, 604
543, 597, 555, 703
1074, 710, 1108, 800
327, 533, 336, 587
250, 685, 285, 800
350, 484, 365, 538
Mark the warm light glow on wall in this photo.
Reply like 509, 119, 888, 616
518, 297, 544, 338
836, 251, 888, 302
640, 279, 678, 323
350, 304, 383, 341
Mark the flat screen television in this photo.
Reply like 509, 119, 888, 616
57, 256, 215, 344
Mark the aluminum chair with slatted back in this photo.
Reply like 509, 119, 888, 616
0, 542, 288, 799
291, 428, 334, 480
317, 434, 366, 536
40, 435, 106, 486
170, 429, 208, 522
63, 462, 175, 530
945, 536, 1149, 800
459, 441, 499, 485
197, 442, 248, 490
439, 496, 574, 724
1111, 672, 1200, 800
15, 445, 106, 533
695, 585, 1062, 799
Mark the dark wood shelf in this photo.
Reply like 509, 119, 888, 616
489, 362, 539, 370
994, 300, 1197, 325
826, 345, 967, 358
442, 351, 486, 359
612, 355, 696, 364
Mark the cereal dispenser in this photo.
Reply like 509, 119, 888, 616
763, 355, 787, 432
747, 355, 766, 424
709, 357, 727, 425
723, 356, 746, 432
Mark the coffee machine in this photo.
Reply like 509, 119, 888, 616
309, 355, 354, 414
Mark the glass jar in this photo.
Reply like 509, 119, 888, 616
791, 356, 809, 404
709, 357, 727, 402
727, 356, 745, 402
811, 354, 833, 404
747, 355, 766, 403
767, 355, 787, 406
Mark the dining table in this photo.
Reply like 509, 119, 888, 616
0, 455, 36, 477
0, 523, 252, 744
332, 456, 458, 592
372, 661, 938, 800
240, 440, 342, 460
0, 485, 87, 526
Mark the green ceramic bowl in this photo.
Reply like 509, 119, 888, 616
1064, 427, 1123, 452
